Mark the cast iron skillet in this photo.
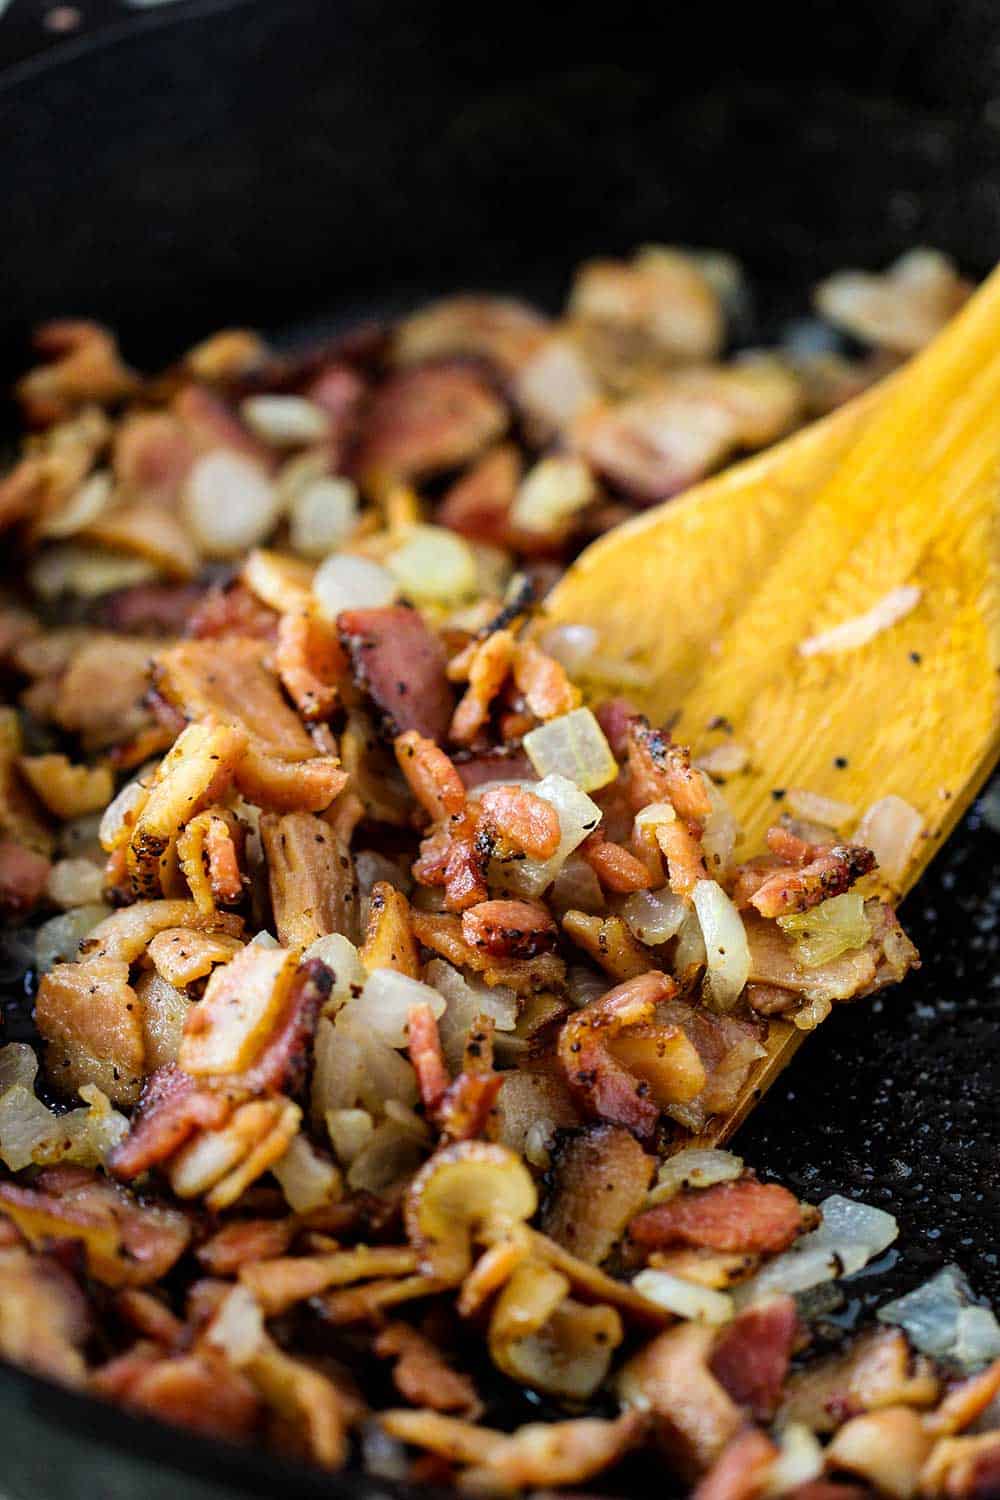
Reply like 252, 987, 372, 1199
0, 2, 998, 1495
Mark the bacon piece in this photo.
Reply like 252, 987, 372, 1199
339, 605, 455, 744
108, 1064, 231, 1179
449, 628, 516, 745
48, 635, 158, 752
410, 909, 566, 994
439, 1069, 505, 1144
186, 580, 278, 642
305, 362, 367, 445
155, 638, 314, 759
217, 957, 332, 1099
748, 843, 876, 917
512, 640, 580, 721
557, 971, 676, 1137
375, 1321, 482, 1417
0, 1245, 89, 1385
274, 610, 345, 721
35, 957, 145, 1106
581, 832, 654, 892
197, 1218, 295, 1274
691, 1426, 779, 1500
0, 839, 51, 916
353, 362, 509, 487
542, 1124, 654, 1265
659, 817, 710, 898
395, 730, 466, 822
478, 785, 560, 858
408, 1003, 452, 1113
99, 1349, 261, 1439
630, 1178, 804, 1254
113, 410, 195, 505
709, 1296, 800, 1421
116, 1287, 186, 1349
454, 748, 533, 790
413, 812, 490, 913
261, 812, 358, 948
461, 898, 557, 960
172, 383, 273, 466
102, 582, 205, 636
619, 1322, 742, 1478
437, 444, 524, 550
627, 722, 711, 820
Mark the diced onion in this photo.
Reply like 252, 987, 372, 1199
240, 395, 331, 446
854, 794, 924, 886
424, 960, 517, 1073
45, 857, 105, 909
566, 964, 610, 1010
647, 1147, 744, 1206
492, 774, 602, 898
288, 477, 360, 559
39, 470, 115, 539
548, 853, 605, 918
387, 525, 478, 605
30, 544, 157, 599
633, 802, 676, 843
538, 624, 600, 676
674, 908, 707, 974
349, 969, 446, 1049
271, 1132, 341, 1212
313, 552, 398, 620
739, 1194, 898, 1306
302, 932, 367, 1006
99, 776, 149, 852
631, 1270, 734, 1325
786, 787, 857, 830
700, 775, 739, 877
523, 707, 618, 793
695, 742, 750, 778
337, 1011, 419, 1112
778, 892, 873, 968
346, 1117, 427, 1194
622, 887, 687, 946
763, 1424, 824, 1495
326, 1107, 375, 1166
34, 904, 110, 973
799, 586, 921, 657
182, 451, 281, 558
510, 454, 596, 536
692, 880, 750, 1010
204, 1285, 265, 1368
878, 1266, 1000, 1370
249, 930, 281, 948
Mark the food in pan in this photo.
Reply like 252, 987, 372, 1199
0, 245, 996, 1497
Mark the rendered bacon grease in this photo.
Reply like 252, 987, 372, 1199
0, 248, 994, 1498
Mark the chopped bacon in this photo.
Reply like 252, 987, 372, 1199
101, 582, 205, 636
197, 1218, 295, 1275
478, 785, 560, 858
353, 362, 508, 487
461, 898, 558, 959
629, 1178, 804, 1254
437, 444, 522, 549
413, 810, 490, 912
512, 640, 580, 721
453, 747, 534, 789
408, 1002, 452, 1114
116, 1288, 186, 1349
748, 843, 876, 917
108, 1065, 231, 1180
581, 832, 654, 892
557, 971, 677, 1138
172, 383, 273, 467
627, 722, 711, 821
709, 1296, 800, 1421
304, 362, 367, 445
113, 410, 195, 505
274, 610, 346, 721
395, 730, 467, 822
96, 1349, 261, 1439
691, 1426, 779, 1500
17, 319, 139, 426
658, 817, 710, 899
0, 839, 51, 916
186, 581, 278, 642
376, 1321, 483, 1417
438, 1069, 505, 1144
448, 628, 516, 746
222, 957, 332, 1098
339, 605, 455, 744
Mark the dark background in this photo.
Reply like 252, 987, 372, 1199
0, 1, 998, 1494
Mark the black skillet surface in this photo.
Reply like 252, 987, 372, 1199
0, 1, 999, 1495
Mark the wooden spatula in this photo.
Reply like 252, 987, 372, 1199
542, 265, 1000, 1143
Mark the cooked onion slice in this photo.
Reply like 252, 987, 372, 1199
388, 525, 478, 606
691, 880, 750, 1011
313, 553, 399, 620
351, 969, 447, 1049
778, 892, 873, 967
799, 585, 921, 657
646, 1147, 744, 1207
854, 794, 924, 886
877, 1266, 1000, 1371
631, 1270, 733, 1325
621, 887, 687, 946
738, 1194, 898, 1305
522, 708, 618, 793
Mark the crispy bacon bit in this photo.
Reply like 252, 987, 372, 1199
35, 956, 145, 1106
512, 639, 581, 721
173, 383, 273, 466
618, 1322, 743, 1478
438, 1067, 505, 1144
557, 971, 677, 1137
542, 1124, 655, 1265
437, 444, 525, 551
262, 812, 358, 948
561, 910, 655, 980
628, 723, 711, 821
408, 1003, 452, 1114
479, 784, 560, 858
748, 843, 876, 917
353, 362, 508, 489
448, 626, 516, 741
102, 581, 204, 636
46, 635, 158, 752
414, 812, 490, 913
274, 611, 345, 721
658, 817, 711, 898
146, 929, 244, 989
116, 1287, 186, 1349
109, 1064, 231, 1179
197, 1218, 294, 1275
0, 839, 51, 916
96, 1349, 261, 1439
113, 410, 195, 505
155, 638, 315, 759
176, 806, 244, 914
395, 730, 467, 822
629, 1178, 804, 1255
360, 881, 421, 976
690, 1426, 779, 1500
780, 1327, 940, 1435
709, 1296, 800, 1420
581, 832, 655, 891
461, 899, 558, 959
375, 1322, 483, 1418
339, 605, 455, 744
187, 581, 278, 641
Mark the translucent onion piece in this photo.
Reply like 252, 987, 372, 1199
302, 933, 367, 1006
240, 395, 331, 446
346, 1117, 427, 1194
387, 525, 478, 606
799, 586, 921, 657
204, 1285, 265, 1368
350, 969, 446, 1049
337, 1011, 419, 1112
30, 544, 157, 600
39, 470, 115, 540
326, 1107, 375, 1166
523, 708, 618, 793
786, 787, 857, 830
538, 624, 599, 676
271, 1132, 341, 1213
632, 1270, 734, 1325
313, 553, 398, 620
288, 477, 360, 559
0, 1045, 127, 1171
646, 1147, 744, 1206
548, 854, 605, 918
566, 964, 610, 1010
34, 903, 110, 973
695, 742, 749, 778
633, 801, 676, 843
854, 794, 924, 886
700, 775, 739, 878
510, 454, 596, 536
424, 959, 517, 1073
99, 775, 149, 852
692, 880, 750, 1010
182, 451, 281, 558
492, 774, 602, 897
45, 858, 105, 909
778, 892, 873, 968
621, 887, 687, 946
763, 1424, 824, 1496
674, 907, 707, 973
739, 1194, 898, 1306
878, 1266, 1000, 1369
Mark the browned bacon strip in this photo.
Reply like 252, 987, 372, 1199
709, 1296, 800, 1421
629, 1178, 804, 1255
108, 1065, 231, 1180
748, 844, 876, 917
339, 605, 455, 744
